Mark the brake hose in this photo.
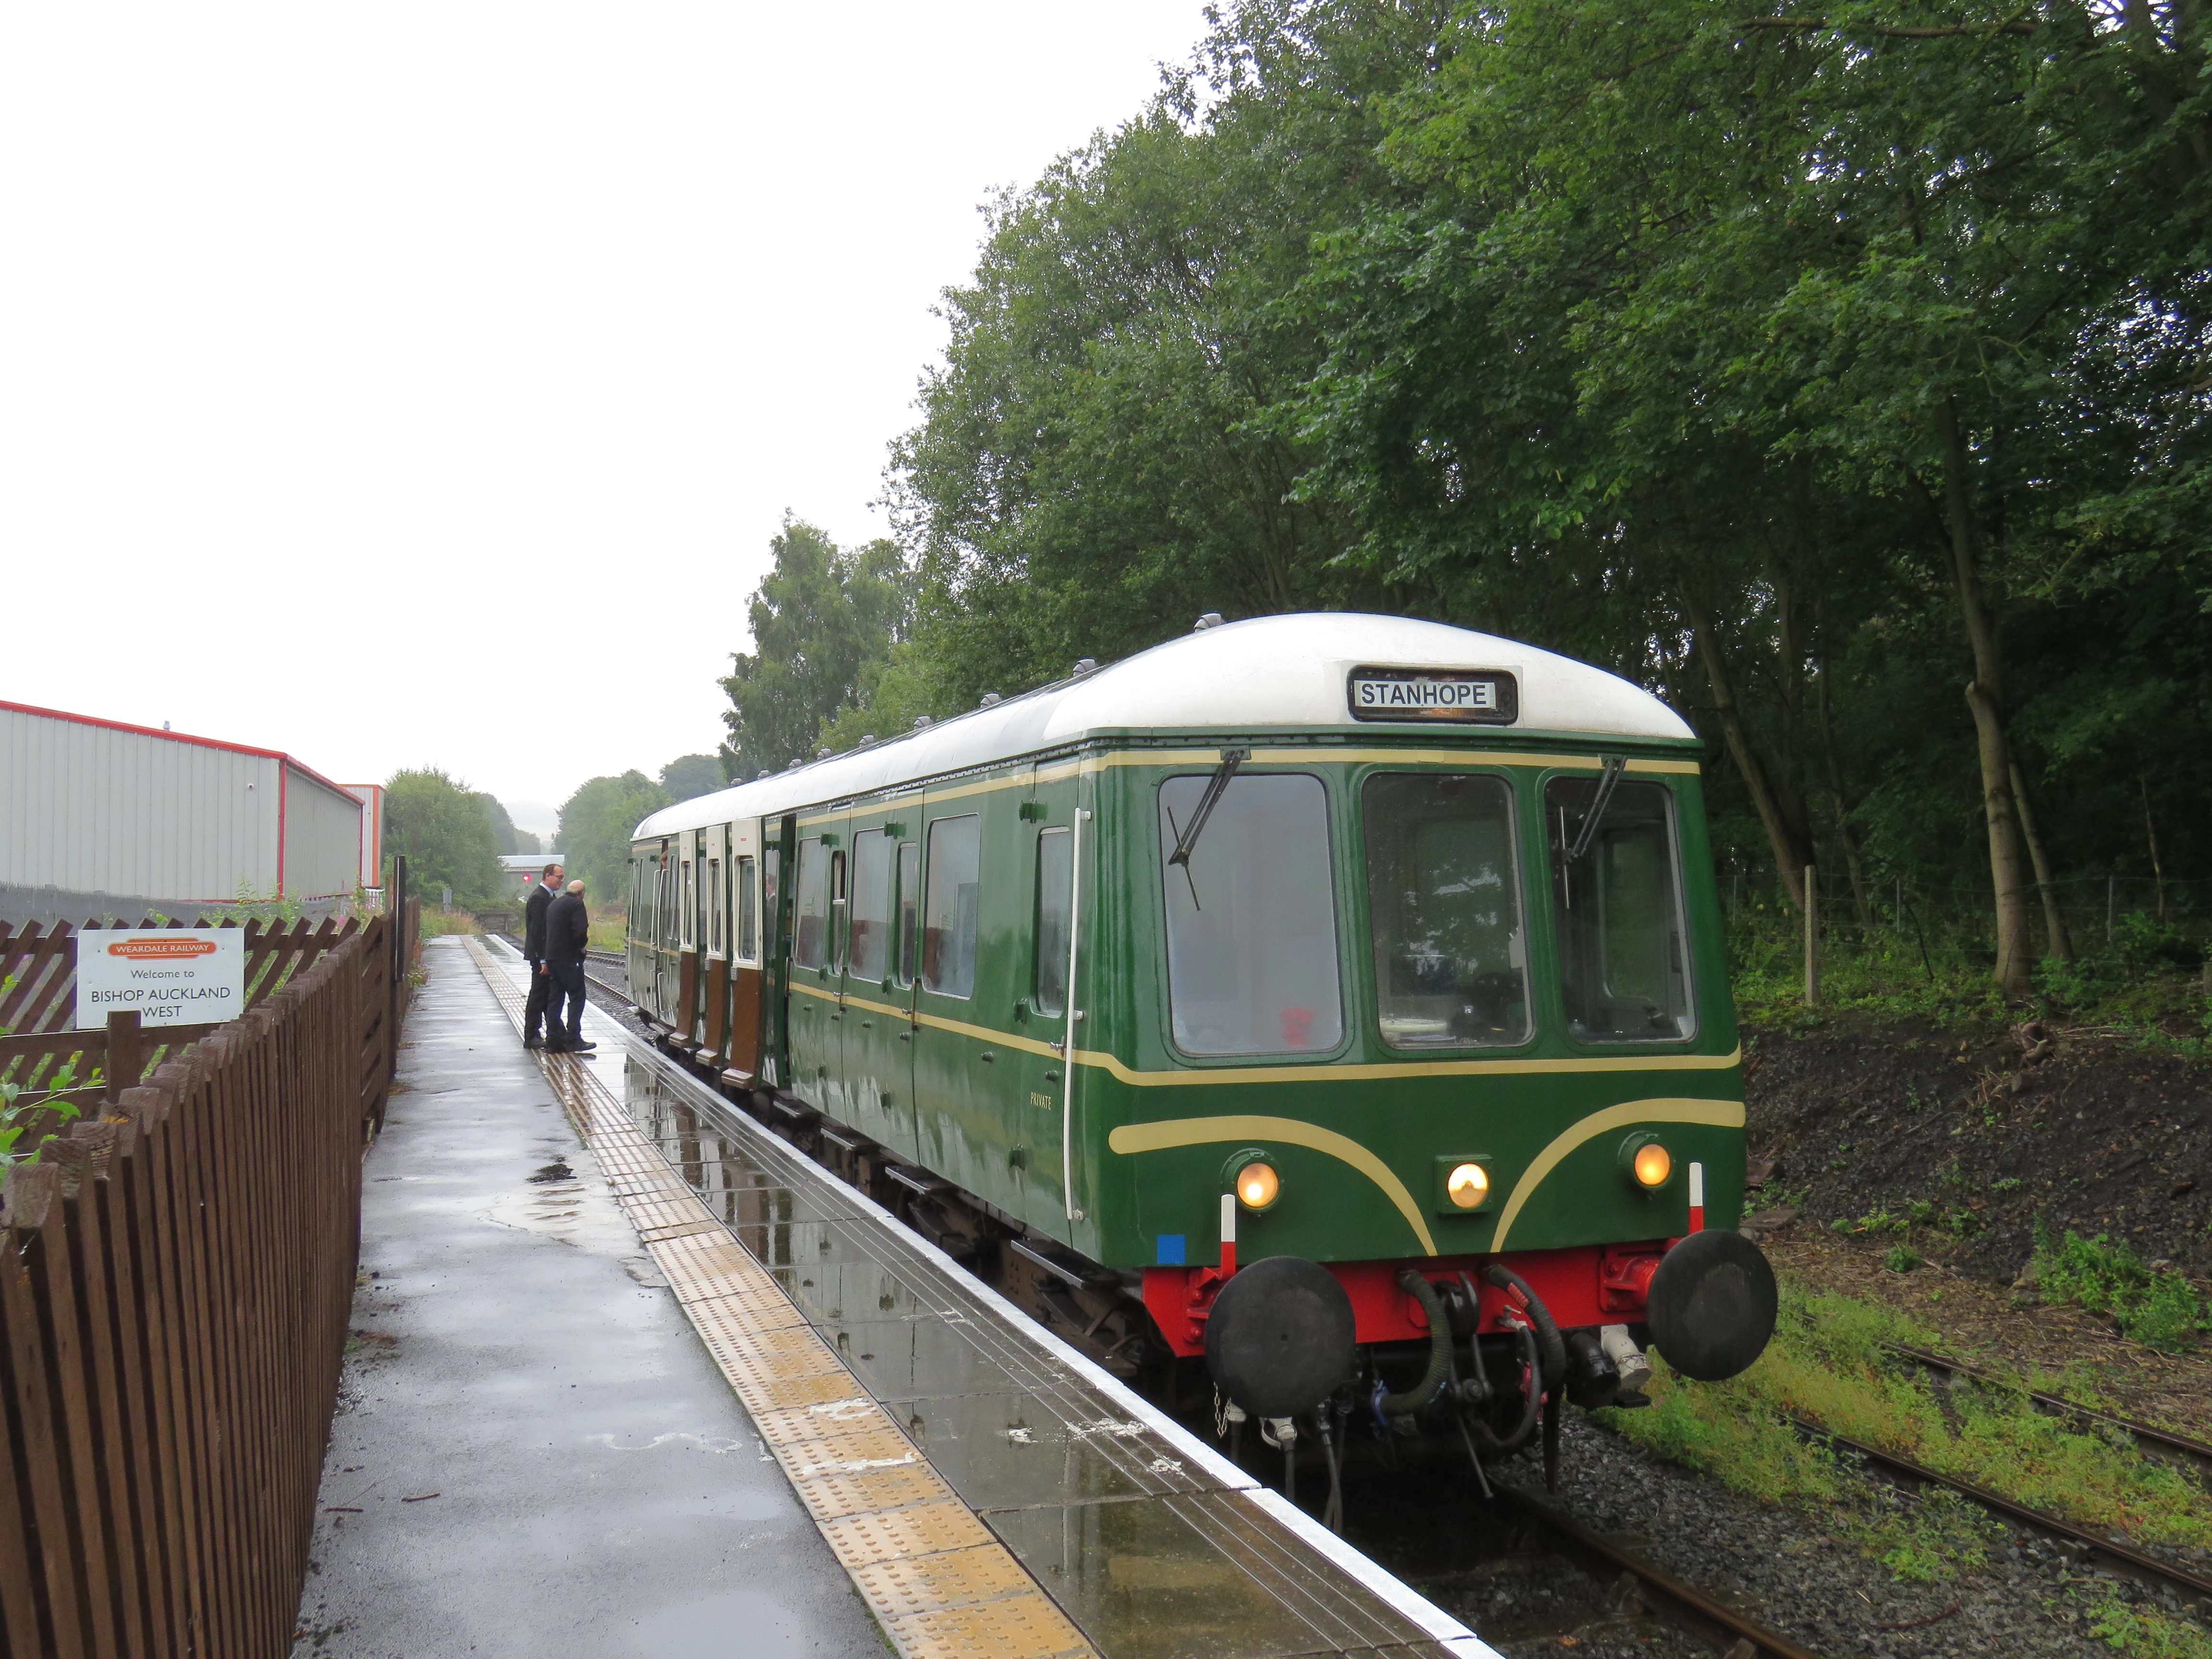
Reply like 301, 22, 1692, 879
1484, 1262, 1566, 1391
1372, 1269, 1454, 1423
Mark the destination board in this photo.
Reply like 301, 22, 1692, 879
1346, 666, 1518, 724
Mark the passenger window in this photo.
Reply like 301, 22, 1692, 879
829, 850, 848, 973
793, 838, 828, 970
921, 815, 980, 998
708, 858, 723, 957
895, 842, 919, 986
1363, 773, 1528, 1048
1159, 773, 1343, 1056
1546, 775, 1695, 1043
849, 830, 891, 982
1034, 827, 1071, 1016
735, 856, 758, 962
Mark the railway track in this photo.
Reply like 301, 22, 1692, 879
1883, 1340, 2212, 1476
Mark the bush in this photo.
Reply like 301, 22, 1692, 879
2032, 1220, 2210, 1352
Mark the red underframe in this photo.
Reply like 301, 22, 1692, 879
1142, 1240, 1674, 1359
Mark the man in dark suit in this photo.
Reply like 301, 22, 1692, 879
544, 878, 596, 1054
521, 862, 565, 1049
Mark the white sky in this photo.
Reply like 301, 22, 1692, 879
0, 3, 1209, 842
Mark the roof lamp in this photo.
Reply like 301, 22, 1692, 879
1236, 1162, 1280, 1211
1445, 1163, 1489, 1209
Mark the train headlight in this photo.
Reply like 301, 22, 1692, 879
1236, 1162, 1280, 1211
1445, 1163, 1489, 1209
1621, 1134, 1672, 1191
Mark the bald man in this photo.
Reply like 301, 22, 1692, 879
543, 878, 595, 1054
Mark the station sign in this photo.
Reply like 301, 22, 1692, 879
74, 928, 246, 1030
1346, 666, 1519, 724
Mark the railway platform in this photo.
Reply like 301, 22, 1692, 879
296, 931, 1491, 1658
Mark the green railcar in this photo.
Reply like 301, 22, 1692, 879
628, 613, 1774, 1455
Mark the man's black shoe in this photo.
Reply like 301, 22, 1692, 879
568, 1039, 597, 1052
523, 1035, 544, 1050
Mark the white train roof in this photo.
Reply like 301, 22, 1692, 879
633, 613, 1694, 841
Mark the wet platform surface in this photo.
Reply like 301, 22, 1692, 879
289, 938, 881, 1659
467, 937, 1490, 1659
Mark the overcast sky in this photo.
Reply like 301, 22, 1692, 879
0, 3, 1209, 841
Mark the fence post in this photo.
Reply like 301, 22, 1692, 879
104, 1009, 142, 1104
2107, 874, 2116, 942
1804, 864, 1820, 1009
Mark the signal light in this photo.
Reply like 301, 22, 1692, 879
1633, 1142, 1673, 1189
1445, 1163, 1489, 1209
1236, 1162, 1280, 1210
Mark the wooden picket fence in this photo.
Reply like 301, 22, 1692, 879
0, 902, 416, 1657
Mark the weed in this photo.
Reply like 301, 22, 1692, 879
2032, 1220, 2210, 1351
2087, 1590, 2212, 1659
1993, 1177, 2025, 1193
1884, 1245, 1922, 1273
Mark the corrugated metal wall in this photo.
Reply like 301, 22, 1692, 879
283, 767, 368, 898
0, 708, 363, 905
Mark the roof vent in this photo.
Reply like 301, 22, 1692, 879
755, 769, 769, 781
1072, 658, 1097, 675
816, 747, 832, 760
860, 734, 876, 745
1193, 613, 1225, 632
787, 758, 802, 770
912, 715, 933, 729
979, 692, 1001, 708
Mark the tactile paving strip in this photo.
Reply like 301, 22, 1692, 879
461, 938, 1096, 1659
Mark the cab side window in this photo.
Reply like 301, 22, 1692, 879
735, 855, 758, 963
895, 842, 920, 986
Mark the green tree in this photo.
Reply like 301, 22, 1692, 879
556, 771, 671, 906
472, 792, 527, 855
718, 517, 913, 778
658, 754, 727, 803
385, 769, 505, 907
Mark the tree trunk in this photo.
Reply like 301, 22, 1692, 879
2008, 759, 2073, 962
1933, 398, 2036, 997
1814, 661, 1875, 927
1684, 596, 1814, 912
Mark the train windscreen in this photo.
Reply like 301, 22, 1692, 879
1546, 776, 1696, 1043
1159, 772, 1342, 1057
1361, 772, 1529, 1048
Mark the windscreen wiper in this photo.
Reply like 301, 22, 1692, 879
1564, 756, 1627, 862
1164, 747, 1248, 909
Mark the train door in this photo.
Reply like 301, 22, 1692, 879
785, 815, 843, 1110
703, 822, 730, 1061
1013, 796, 1078, 1224
726, 817, 767, 1082
837, 802, 919, 1160
677, 830, 702, 1046
910, 787, 997, 1200
761, 814, 794, 1090
655, 839, 676, 1018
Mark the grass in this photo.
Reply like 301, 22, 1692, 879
1597, 1284, 2212, 1609
587, 905, 626, 952
1728, 906, 2209, 1048
414, 909, 483, 939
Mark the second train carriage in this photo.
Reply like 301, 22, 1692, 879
626, 612, 1775, 1452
